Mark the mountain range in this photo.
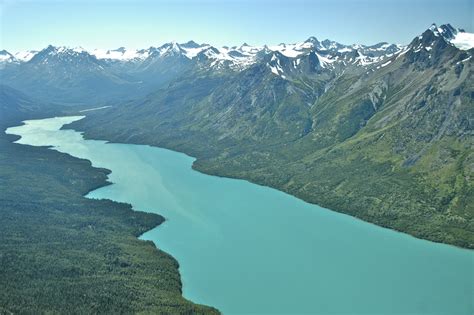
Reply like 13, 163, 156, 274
2, 23, 471, 104
1, 23, 473, 248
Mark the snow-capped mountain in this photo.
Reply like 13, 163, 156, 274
1, 24, 472, 104
0, 50, 16, 66
400, 23, 473, 70
14, 50, 38, 62
428, 23, 474, 50
90, 47, 151, 61
0, 50, 39, 68
29, 45, 98, 65
0, 38, 404, 71
0, 45, 136, 104
2, 23, 471, 72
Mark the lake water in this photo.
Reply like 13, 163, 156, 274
6, 116, 473, 314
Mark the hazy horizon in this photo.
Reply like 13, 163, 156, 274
1, 0, 473, 52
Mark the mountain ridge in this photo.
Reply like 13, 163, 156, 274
1, 24, 471, 103
2, 24, 473, 248
2, 23, 472, 67
61, 24, 473, 248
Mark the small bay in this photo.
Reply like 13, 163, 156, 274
6, 116, 473, 315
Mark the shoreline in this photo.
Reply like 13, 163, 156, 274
8, 114, 473, 314
5, 116, 220, 314
64, 115, 474, 251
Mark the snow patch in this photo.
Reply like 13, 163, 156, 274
14, 51, 37, 62
0, 52, 14, 62
91, 48, 150, 61
316, 52, 336, 68
183, 45, 210, 58
450, 32, 474, 50
79, 106, 112, 113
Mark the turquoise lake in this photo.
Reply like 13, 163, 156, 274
6, 116, 474, 314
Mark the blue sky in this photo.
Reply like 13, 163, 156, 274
1, 0, 472, 52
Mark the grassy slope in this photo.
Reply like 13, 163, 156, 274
0, 91, 218, 314
194, 50, 474, 248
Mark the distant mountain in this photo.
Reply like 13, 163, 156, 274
0, 50, 17, 68
429, 23, 474, 50
2, 23, 472, 105
2, 23, 471, 70
90, 46, 151, 61
0, 34, 408, 103
65, 24, 474, 248
1, 45, 142, 104
13, 50, 38, 62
